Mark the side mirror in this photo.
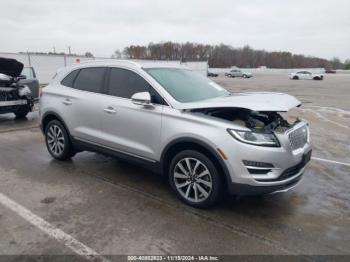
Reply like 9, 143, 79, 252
131, 92, 152, 106
18, 75, 27, 80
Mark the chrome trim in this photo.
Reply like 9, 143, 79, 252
253, 167, 305, 185
245, 166, 280, 170
0, 100, 27, 107
288, 124, 308, 151
74, 137, 157, 163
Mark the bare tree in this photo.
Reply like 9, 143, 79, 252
119, 41, 344, 69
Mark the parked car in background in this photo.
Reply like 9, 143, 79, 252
0, 58, 34, 118
207, 71, 218, 77
325, 69, 336, 74
225, 69, 252, 78
40, 60, 311, 208
20, 66, 40, 99
290, 71, 324, 80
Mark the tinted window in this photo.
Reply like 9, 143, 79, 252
108, 68, 166, 105
73, 67, 105, 93
61, 69, 79, 87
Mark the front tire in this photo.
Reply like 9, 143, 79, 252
45, 120, 74, 160
293, 76, 299, 80
169, 150, 223, 208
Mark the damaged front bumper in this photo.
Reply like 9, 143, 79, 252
220, 121, 312, 195
0, 99, 28, 107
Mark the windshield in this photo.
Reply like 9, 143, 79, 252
145, 68, 230, 103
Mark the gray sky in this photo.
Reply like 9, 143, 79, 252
1, 0, 349, 61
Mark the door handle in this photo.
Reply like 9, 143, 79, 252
62, 99, 72, 105
104, 107, 117, 114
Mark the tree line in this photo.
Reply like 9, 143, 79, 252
118, 42, 347, 69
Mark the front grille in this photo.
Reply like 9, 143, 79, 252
289, 125, 308, 150
0, 88, 19, 101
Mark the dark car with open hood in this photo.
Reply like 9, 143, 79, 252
0, 57, 34, 118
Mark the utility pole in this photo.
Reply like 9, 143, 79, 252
53, 46, 56, 53
68, 46, 71, 55
27, 51, 32, 66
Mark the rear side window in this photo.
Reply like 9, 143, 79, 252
61, 69, 79, 87
73, 67, 106, 93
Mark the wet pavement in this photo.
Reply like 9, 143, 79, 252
0, 73, 349, 256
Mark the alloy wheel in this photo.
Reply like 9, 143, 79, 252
47, 124, 65, 156
173, 157, 213, 203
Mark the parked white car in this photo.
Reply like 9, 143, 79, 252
225, 69, 252, 78
290, 71, 324, 80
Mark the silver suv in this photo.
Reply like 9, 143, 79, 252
40, 60, 312, 208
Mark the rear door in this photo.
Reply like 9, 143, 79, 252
59, 67, 107, 144
99, 67, 164, 161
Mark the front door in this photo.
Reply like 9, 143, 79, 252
99, 67, 165, 161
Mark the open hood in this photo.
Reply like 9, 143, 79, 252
175, 92, 301, 112
0, 57, 24, 77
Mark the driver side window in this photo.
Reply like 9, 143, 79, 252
107, 68, 167, 105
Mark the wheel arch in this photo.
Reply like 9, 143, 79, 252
160, 137, 232, 191
41, 111, 71, 136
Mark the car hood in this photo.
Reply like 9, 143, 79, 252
174, 92, 301, 112
0, 57, 24, 77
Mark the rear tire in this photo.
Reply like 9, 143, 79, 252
169, 150, 223, 208
45, 120, 75, 160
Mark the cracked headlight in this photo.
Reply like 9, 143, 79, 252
228, 129, 280, 147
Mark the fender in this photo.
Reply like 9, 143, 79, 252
160, 137, 233, 186
41, 111, 71, 135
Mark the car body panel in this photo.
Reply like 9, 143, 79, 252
19, 67, 40, 99
172, 92, 301, 112
96, 94, 163, 160
0, 57, 23, 77
41, 85, 105, 144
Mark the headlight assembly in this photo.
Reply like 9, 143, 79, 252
228, 129, 280, 147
